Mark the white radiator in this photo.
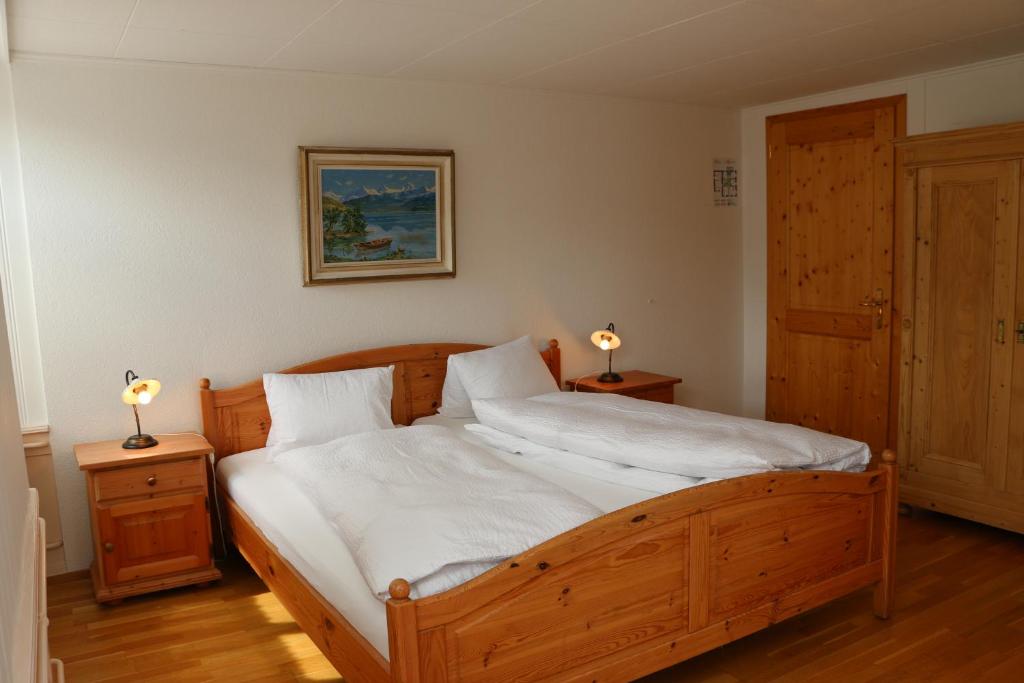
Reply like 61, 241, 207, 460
26, 490, 63, 683
34, 513, 46, 683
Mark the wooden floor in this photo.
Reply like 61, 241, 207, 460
49, 509, 1024, 682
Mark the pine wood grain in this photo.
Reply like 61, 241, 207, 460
75, 437, 220, 604
565, 371, 681, 404
223, 492, 390, 683
897, 123, 1024, 532
74, 433, 214, 470
200, 340, 561, 461
766, 96, 904, 455
898, 120, 1024, 167
210, 459, 896, 683
908, 161, 1016, 487
48, 508, 1024, 682
92, 458, 204, 502
229, 459, 890, 683
199, 340, 895, 681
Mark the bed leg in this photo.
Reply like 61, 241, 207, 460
873, 449, 898, 619
386, 579, 421, 683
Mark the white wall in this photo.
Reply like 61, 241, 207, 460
739, 52, 1024, 418
0, 1, 47, 431
0, 8, 37, 677
11, 56, 742, 572
0, 274, 34, 683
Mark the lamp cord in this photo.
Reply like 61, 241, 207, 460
572, 370, 604, 391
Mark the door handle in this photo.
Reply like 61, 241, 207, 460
996, 320, 1005, 344
859, 288, 886, 329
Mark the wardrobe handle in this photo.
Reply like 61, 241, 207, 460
996, 320, 1005, 344
1017, 321, 1024, 344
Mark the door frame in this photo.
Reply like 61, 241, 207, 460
765, 95, 907, 454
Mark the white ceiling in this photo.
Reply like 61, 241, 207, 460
6, 0, 1024, 108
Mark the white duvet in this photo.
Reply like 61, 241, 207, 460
465, 423, 708, 494
472, 392, 871, 480
273, 425, 600, 600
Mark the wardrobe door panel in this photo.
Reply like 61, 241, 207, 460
1008, 175, 1024, 496
908, 161, 1020, 495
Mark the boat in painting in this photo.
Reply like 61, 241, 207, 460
353, 237, 393, 252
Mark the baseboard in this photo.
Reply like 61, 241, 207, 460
46, 569, 90, 585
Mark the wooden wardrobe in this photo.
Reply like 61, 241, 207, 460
896, 122, 1024, 533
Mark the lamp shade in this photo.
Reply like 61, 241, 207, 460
121, 378, 161, 406
590, 326, 621, 351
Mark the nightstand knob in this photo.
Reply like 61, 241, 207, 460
146, 475, 157, 487
103, 542, 114, 553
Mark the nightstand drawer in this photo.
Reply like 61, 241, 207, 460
93, 458, 204, 502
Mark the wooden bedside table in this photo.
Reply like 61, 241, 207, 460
565, 370, 682, 404
74, 433, 221, 603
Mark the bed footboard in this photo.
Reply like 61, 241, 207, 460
386, 452, 898, 683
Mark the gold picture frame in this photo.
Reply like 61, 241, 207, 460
299, 147, 455, 285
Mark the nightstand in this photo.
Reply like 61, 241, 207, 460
566, 370, 682, 404
74, 433, 221, 603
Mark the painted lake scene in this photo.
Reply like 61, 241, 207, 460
319, 167, 439, 264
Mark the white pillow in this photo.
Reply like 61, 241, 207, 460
449, 336, 558, 410
438, 355, 474, 418
264, 366, 394, 456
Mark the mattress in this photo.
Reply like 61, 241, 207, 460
215, 415, 666, 659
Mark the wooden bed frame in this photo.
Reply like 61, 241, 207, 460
200, 339, 897, 683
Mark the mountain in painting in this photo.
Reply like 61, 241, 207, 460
322, 194, 346, 211
345, 188, 436, 213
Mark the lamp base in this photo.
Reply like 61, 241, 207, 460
597, 371, 624, 383
122, 433, 159, 450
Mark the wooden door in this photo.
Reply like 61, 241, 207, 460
97, 492, 211, 584
907, 160, 1020, 497
767, 97, 904, 454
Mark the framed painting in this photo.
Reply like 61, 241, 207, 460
299, 147, 455, 285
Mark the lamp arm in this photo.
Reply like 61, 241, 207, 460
608, 348, 613, 374
132, 403, 142, 437
125, 369, 138, 387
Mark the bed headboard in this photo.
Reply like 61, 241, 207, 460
199, 339, 560, 461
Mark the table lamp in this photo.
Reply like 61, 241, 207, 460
590, 322, 623, 383
121, 369, 161, 449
